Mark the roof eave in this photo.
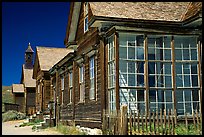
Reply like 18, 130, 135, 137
89, 15, 182, 29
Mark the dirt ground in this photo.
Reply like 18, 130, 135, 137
2, 119, 63, 135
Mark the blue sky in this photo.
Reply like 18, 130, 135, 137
2, 2, 70, 86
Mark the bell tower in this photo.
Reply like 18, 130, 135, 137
25, 42, 34, 69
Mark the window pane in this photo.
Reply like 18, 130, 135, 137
128, 62, 135, 73
164, 63, 171, 74
191, 75, 198, 86
164, 49, 171, 60
184, 75, 190, 87
128, 47, 135, 59
176, 75, 183, 87
137, 75, 144, 86
175, 49, 182, 60
191, 49, 197, 60
128, 74, 135, 86
137, 48, 144, 59
165, 76, 172, 87
119, 47, 127, 59
183, 49, 190, 60
119, 60, 127, 73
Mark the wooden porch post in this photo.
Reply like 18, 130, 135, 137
115, 32, 120, 111
100, 35, 106, 119
197, 40, 202, 114
144, 34, 149, 116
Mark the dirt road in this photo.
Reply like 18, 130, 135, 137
2, 120, 63, 135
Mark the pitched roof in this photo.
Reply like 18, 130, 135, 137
36, 46, 74, 71
89, 2, 192, 22
12, 84, 24, 93
22, 64, 36, 87
182, 2, 202, 21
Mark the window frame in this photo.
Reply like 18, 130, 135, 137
89, 56, 96, 100
79, 64, 85, 102
68, 71, 73, 104
84, 2, 89, 33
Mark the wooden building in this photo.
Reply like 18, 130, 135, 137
12, 84, 25, 113
12, 43, 36, 115
32, 46, 73, 115
50, 2, 202, 128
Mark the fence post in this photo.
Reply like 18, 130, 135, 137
121, 105, 128, 135
185, 112, 188, 133
129, 112, 132, 135
102, 109, 106, 135
137, 111, 140, 134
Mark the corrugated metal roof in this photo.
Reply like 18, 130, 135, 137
36, 46, 74, 71
89, 2, 191, 22
12, 84, 24, 93
22, 64, 36, 87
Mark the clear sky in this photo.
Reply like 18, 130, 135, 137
2, 2, 70, 86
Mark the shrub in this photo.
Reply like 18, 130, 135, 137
56, 123, 86, 135
2, 110, 26, 122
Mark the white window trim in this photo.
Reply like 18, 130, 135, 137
84, 2, 89, 33
69, 71, 73, 104
89, 56, 95, 100
79, 65, 85, 102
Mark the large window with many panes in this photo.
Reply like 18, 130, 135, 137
174, 36, 200, 115
107, 32, 201, 116
119, 33, 146, 113
108, 35, 116, 112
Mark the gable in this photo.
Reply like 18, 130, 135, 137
64, 2, 81, 47
33, 50, 40, 79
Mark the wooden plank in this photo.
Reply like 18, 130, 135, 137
192, 110, 196, 129
156, 109, 159, 135
149, 110, 152, 134
133, 112, 136, 135
160, 109, 163, 135
153, 112, 156, 135
137, 111, 140, 134
196, 109, 200, 130
145, 110, 148, 134
141, 112, 144, 135
167, 109, 171, 135
197, 41, 202, 115
129, 112, 132, 135
164, 109, 167, 135
185, 112, 188, 132
114, 32, 120, 111
100, 36, 106, 116
171, 109, 175, 135
144, 35, 149, 116
121, 105, 128, 135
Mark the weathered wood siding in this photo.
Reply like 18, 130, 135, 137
14, 93, 25, 113
43, 80, 51, 113
59, 2, 105, 128
75, 2, 94, 42
26, 87, 36, 107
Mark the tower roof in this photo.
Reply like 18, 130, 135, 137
26, 42, 34, 53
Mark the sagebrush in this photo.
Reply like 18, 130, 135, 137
2, 110, 26, 122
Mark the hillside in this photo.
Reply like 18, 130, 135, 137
2, 86, 14, 112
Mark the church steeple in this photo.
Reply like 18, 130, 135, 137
25, 42, 34, 69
